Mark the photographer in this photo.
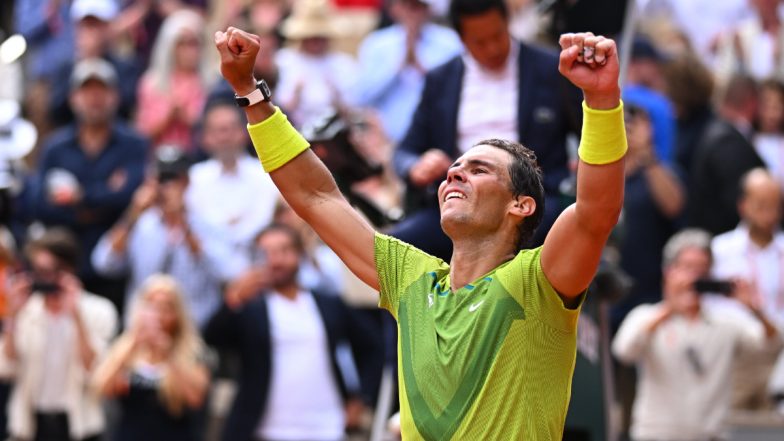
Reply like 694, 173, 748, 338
612, 229, 780, 441
92, 147, 231, 329
0, 228, 117, 441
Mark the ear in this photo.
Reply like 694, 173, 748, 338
509, 195, 536, 220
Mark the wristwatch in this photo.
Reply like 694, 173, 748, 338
234, 79, 272, 107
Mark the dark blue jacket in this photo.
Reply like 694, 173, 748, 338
203, 291, 383, 441
393, 41, 582, 198
31, 122, 147, 278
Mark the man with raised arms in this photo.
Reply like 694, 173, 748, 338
214, 27, 626, 440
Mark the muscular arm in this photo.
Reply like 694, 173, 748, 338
216, 28, 379, 291
541, 34, 626, 299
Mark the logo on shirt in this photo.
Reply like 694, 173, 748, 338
468, 300, 485, 312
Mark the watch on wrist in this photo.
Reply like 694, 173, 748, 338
234, 79, 272, 107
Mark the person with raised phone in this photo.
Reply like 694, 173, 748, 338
215, 26, 626, 440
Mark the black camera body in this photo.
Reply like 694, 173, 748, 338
693, 279, 734, 295
31, 279, 60, 295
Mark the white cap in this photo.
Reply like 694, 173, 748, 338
70, 57, 118, 90
71, 0, 119, 22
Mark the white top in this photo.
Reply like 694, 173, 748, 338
712, 224, 784, 329
276, 48, 358, 129
612, 303, 766, 441
0, 293, 117, 440
257, 291, 345, 441
754, 133, 784, 191
640, 0, 752, 63
457, 41, 519, 155
186, 155, 280, 273
35, 313, 74, 411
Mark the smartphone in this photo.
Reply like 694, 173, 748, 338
693, 279, 734, 295
30, 279, 60, 295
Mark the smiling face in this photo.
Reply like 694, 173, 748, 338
438, 145, 526, 244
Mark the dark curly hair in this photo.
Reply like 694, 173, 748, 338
475, 139, 544, 250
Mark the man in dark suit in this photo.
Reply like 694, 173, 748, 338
391, 0, 581, 260
688, 74, 765, 235
203, 224, 383, 441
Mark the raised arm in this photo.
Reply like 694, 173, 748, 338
214, 28, 379, 290
541, 33, 626, 298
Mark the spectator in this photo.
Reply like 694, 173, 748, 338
135, 9, 211, 153
612, 102, 684, 325
275, 0, 358, 129
49, 0, 141, 128
112, 0, 207, 66
14, 0, 75, 83
273, 201, 347, 296
391, 0, 580, 259
623, 35, 676, 165
204, 224, 383, 441
663, 54, 716, 178
638, 0, 752, 64
92, 146, 229, 329
612, 229, 780, 441
715, 0, 784, 86
753, 79, 784, 189
92, 274, 209, 441
711, 168, 784, 409
687, 74, 765, 235
185, 101, 280, 277
352, 0, 463, 143
31, 58, 147, 313
0, 228, 117, 441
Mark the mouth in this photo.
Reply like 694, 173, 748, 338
443, 190, 467, 202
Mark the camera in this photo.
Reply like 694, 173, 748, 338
693, 279, 734, 295
30, 279, 60, 295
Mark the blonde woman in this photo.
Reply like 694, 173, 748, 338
134, 9, 212, 152
92, 274, 209, 441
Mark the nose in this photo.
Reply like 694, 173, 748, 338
446, 166, 465, 184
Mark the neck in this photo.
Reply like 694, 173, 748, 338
276, 282, 299, 300
220, 156, 239, 172
749, 226, 774, 247
449, 235, 516, 290
78, 124, 111, 156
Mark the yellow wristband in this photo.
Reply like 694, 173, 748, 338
247, 107, 310, 173
577, 100, 628, 165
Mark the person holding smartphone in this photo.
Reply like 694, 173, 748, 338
92, 274, 209, 441
0, 228, 117, 441
612, 229, 780, 441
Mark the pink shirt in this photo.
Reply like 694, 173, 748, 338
135, 71, 206, 152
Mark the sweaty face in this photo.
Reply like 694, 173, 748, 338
458, 10, 511, 72
438, 145, 516, 239
257, 230, 301, 289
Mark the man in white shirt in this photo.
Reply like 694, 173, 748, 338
204, 224, 382, 441
613, 228, 779, 441
392, 0, 580, 259
186, 101, 280, 277
352, 0, 463, 143
0, 228, 117, 441
711, 168, 784, 409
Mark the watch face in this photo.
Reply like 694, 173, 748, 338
259, 80, 272, 100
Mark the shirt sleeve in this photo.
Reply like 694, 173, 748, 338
612, 304, 659, 364
502, 247, 584, 333
374, 232, 443, 320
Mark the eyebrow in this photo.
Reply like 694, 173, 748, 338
449, 158, 499, 171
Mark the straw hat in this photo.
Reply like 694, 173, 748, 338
280, 0, 342, 40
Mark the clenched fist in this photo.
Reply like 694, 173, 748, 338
214, 27, 261, 96
558, 32, 620, 110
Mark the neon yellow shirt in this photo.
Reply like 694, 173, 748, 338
375, 233, 583, 440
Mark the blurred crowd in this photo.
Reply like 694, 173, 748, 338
1, 0, 784, 440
